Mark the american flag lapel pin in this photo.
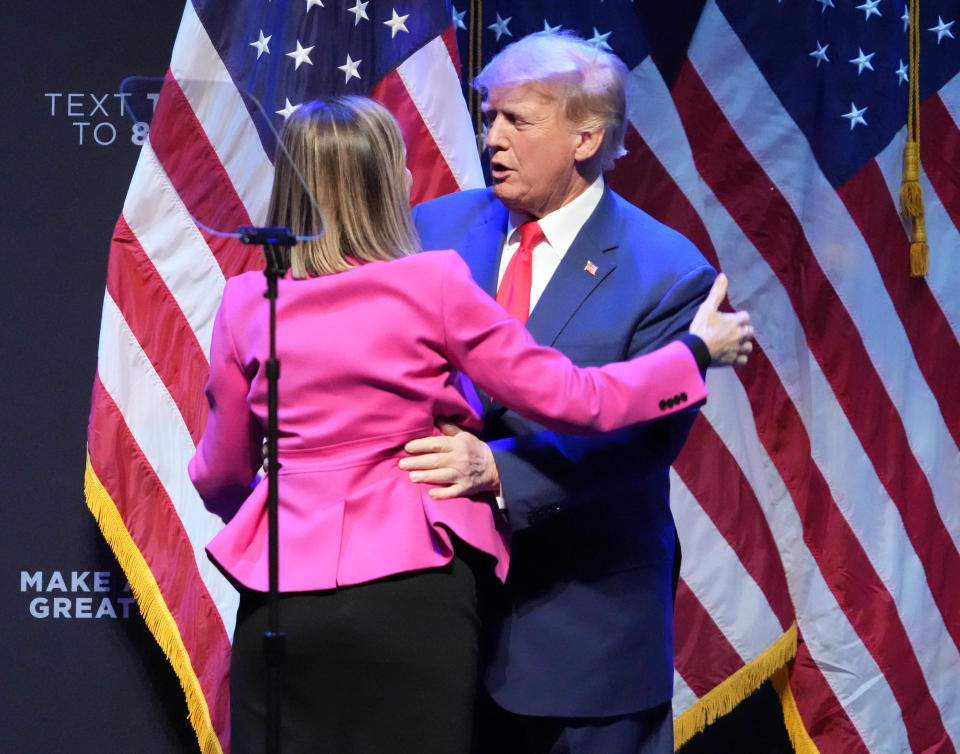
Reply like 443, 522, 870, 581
584, 260, 598, 276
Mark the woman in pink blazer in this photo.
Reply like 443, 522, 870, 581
188, 97, 751, 754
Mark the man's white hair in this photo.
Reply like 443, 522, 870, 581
474, 31, 629, 170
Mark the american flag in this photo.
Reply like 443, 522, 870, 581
84, 1, 481, 751
456, 1, 959, 751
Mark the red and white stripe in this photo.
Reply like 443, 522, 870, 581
612, 1, 960, 751
86, 2, 482, 751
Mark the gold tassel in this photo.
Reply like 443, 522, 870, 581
900, 141, 923, 217
910, 214, 929, 276
901, 0, 928, 278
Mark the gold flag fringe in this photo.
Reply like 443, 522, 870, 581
901, 0, 928, 276
84, 451, 224, 754
771, 665, 820, 753
674, 622, 802, 750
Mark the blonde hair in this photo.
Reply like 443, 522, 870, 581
474, 31, 628, 171
268, 96, 421, 278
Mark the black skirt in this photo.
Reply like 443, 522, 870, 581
230, 553, 481, 754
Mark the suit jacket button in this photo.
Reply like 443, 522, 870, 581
680, 392, 687, 402
659, 400, 668, 410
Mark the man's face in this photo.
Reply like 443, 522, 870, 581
482, 84, 586, 218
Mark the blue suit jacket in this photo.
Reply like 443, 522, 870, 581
413, 186, 715, 717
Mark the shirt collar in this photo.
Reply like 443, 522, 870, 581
506, 175, 605, 257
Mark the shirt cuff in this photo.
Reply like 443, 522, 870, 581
679, 333, 711, 372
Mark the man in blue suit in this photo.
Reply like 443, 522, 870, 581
403, 31, 716, 753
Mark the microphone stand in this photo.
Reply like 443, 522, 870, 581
238, 225, 296, 754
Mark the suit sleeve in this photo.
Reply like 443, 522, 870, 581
438, 252, 707, 436
188, 283, 263, 523
488, 263, 716, 531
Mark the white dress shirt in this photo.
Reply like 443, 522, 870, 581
497, 176, 605, 317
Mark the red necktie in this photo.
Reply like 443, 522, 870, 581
496, 221, 544, 324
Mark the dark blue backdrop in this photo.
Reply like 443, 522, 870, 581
0, 3, 194, 751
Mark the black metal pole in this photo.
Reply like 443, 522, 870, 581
238, 226, 295, 754
264, 256, 284, 754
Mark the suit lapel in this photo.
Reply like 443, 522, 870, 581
461, 195, 509, 298
525, 187, 620, 346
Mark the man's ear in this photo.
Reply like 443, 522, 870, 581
573, 128, 604, 162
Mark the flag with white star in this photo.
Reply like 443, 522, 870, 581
84, 2, 481, 752
448, 1, 960, 751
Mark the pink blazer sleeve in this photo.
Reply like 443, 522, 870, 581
438, 252, 708, 434
188, 281, 262, 522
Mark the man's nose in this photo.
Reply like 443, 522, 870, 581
484, 117, 504, 150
